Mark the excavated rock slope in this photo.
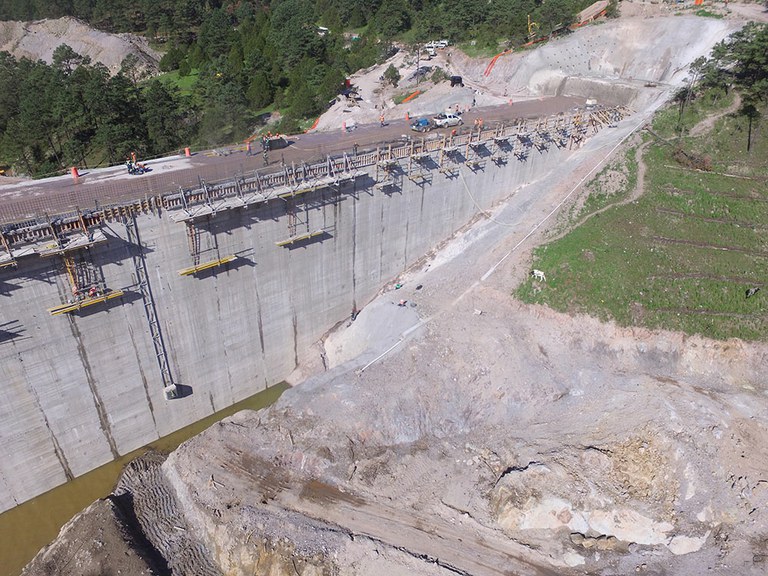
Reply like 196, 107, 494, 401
0, 17, 160, 75
152, 292, 768, 575
316, 9, 740, 132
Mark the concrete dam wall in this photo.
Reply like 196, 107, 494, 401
0, 112, 623, 512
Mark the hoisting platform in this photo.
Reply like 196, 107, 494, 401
39, 217, 124, 316
178, 255, 237, 276
48, 289, 125, 316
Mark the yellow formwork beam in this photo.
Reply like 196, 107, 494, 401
177, 255, 237, 276
48, 290, 125, 316
278, 186, 315, 199
275, 230, 325, 247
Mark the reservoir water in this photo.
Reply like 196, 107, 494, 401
0, 382, 289, 576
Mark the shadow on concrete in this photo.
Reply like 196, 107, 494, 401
417, 157, 440, 172
0, 319, 25, 343
66, 290, 144, 318
0, 277, 23, 296
204, 209, 262, 236
170, 383, 194, 398
187, 256, 255, 280
379, 179, 403, 195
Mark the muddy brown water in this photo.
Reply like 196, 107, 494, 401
0, 382, 289, 576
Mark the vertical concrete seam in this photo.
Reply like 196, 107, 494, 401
351, 182, 358, 311
17, 353, 75, 481
127, 321, 157, 430
403, 191, 411, 272
292, 311, 299, 370
67, 316, 120, 460
0, 468, 18, 507
379, 201, 385, 283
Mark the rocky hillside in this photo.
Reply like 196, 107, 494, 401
0, 17, 160, 75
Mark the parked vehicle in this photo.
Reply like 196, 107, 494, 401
432, 112, 463, 128
264, 135, 289, 150
450, 75, 464, 87
410, 118, 432, 133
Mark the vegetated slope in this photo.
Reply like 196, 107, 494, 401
521, 91, 768, 341
0, 17, 160, 75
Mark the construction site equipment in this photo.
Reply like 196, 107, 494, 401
178, 255, 237, 276
125, 215, 179, 400
275, 230, 326, 247
0, 107, 630, 259
264, 135, 289, 151
0, 232, 17, 268
173, 179, 237, 277
528, 15, 540, 39
48, 289, 125, 316
177, 219, 236, 277
38, 216, 124, 316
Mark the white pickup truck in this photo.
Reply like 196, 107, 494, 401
432, 112, 463, 128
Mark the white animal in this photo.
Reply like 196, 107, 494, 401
531, 269, 546, 282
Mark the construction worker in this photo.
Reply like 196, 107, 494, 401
263, 147, 269, 165
380, 114, 385, 127
246, 141, 252, 156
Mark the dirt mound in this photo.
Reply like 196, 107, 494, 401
144, 291, 768, 575
0, 17, 161, 75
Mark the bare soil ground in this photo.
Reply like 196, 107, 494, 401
0, 17, 160, 75
22, 3, 768, 576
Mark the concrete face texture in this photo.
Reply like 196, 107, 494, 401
0, 144, 563, 512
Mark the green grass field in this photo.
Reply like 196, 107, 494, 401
155, 69, 200, 95
518, 91, 768, 341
